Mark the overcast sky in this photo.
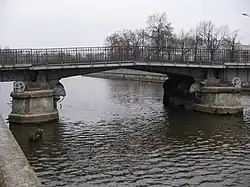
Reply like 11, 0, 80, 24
1, 0, 250, 48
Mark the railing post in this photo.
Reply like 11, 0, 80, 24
248, 50, 250, 64
90, 48, 92, 64
30, 49, 33, 65
133, 46, 136, 62
61, 49, 63, 67
200, 49, 202, 64
1, 50, 4, 66
36, 50, 39, 65
225, 49, 227, 62
174, 48, 177, 63
15, 49, 18, 65
45, 49, 48, 66
104, 47, 108, 61
160, 48, 163, 63
122, 46, 125, 61
0, 49, 2, 66
75, 48, 78, 66
4, 50, 6, 65
142, 46, 144, 62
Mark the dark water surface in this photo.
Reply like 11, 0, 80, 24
1, 76, 250, 187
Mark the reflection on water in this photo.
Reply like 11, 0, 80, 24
3, 76, 250, 186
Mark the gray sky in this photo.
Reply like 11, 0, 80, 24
1, 0, 250, 48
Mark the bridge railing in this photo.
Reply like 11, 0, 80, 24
0, 46, 249, 66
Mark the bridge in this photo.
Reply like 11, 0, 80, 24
0, 46, 250, 123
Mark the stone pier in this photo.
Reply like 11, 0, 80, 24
9, 89, 59, 123
8, 76, 59, 124
163, 76, 243, 115
195, 86, 243, 115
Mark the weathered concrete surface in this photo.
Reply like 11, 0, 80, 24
86, 69, 168, 83
9, 90, 59, 124
9, 111, 59, 124
196, 86, 243, 115
163, 77, 243, 115
0, 116, 42, 186
242, 86, 250, 93
201, 86, 242, 93
167, 96, 243, 115
195, 104, 243, 115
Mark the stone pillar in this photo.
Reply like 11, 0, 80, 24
9, 76, 59, 124
163, 75, 243, 115
9, 89, 59, 123
195, 86, 243, 115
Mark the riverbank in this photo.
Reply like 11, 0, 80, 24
0, 116, 42, 187
85, 69, 168, 83
86, 69, 250, 95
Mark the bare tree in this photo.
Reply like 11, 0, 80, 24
104, 32, 122, 60
198, 21, 228, 61
177, 30, 194, 60
224, 30, 240, 49
223, 30, 241, 61
121, 29, 146, 46
125, 29, 147, 59
146, 12, 174, 60
105, 29, 146, 47
104, 29, 147, 60
119, 29, 146, 59
105, 32, 122, 47
189, 28, 203, 61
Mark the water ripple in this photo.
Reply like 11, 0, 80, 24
8, 77, 250, 187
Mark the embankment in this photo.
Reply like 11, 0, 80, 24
0, 116, 42, 187
86, 69, 168, 83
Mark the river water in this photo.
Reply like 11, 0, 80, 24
0, 76, 250, 187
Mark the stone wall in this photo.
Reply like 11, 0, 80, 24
0, 116, 42, 186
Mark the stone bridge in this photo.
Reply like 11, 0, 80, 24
0, 46, 250, 123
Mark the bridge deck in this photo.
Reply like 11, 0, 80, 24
0, 47, 249, 70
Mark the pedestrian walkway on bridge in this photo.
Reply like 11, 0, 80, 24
0, 46, 249, 67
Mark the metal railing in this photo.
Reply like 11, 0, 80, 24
0, 46, 249, 66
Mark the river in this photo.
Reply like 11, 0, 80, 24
0, 76, 250, 187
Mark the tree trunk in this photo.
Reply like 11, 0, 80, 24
230, 47, 235, 62
210, 50, 215, 62
194, 47, 197, 62
181, 48, 184, 61
167, 49, 171, 61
